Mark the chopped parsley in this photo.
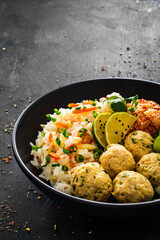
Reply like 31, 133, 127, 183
41, 133, 46, 137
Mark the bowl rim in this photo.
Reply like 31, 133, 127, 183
12, 77, 160, 208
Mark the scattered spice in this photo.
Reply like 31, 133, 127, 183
101, 67, 105, 71
1, 158, 10, 164
26, 227, 31, 232
126, 47, 130, 51
9, 221, 15, 226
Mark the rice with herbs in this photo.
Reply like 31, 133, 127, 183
30, 92, 124, 194
30, 92, 123, 194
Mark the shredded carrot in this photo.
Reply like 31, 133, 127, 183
82, 100, 93, 105
68, 103, 80, 108
48, 132, 53, 143
72, 107, 98, 114
49, 152, 61, 160
55, 122, 68, 129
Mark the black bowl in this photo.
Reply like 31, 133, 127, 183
12, 78, 160, 218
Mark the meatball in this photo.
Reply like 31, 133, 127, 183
112, 170, 154, 203
71, 162, 112, 202
124, 130, 154, 162
136, 153, 160, 187
99, 144, 135, 179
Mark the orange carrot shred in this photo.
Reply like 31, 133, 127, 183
55, 122, 68, 129
48, 132, 53, 143
68, 103, 80, 108
49, 152, 61, 160
72, 107, 98, 114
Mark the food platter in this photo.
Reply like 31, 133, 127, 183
12, 78, 160, 218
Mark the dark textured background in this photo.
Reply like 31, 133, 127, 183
1, 0, 160, 239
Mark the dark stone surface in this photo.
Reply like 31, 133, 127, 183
0, 0, 160, 239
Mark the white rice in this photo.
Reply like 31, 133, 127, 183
30, 93, 120, 194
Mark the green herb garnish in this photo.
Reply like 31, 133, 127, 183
75, 107, 81, 110
75, 154, 84, 162
51, 117, 57, 122
63, 148, 69, 155
51, 163, 60, 167
106, 95, 139, 113
32, 145, 40, 151
54, 108, 61, 115
42, 154, 51, 167
57, 127, 63, 133
55, 137, 61, 146
62, 129, 69, 138
79, 128, 87, 137
93, 110, 98, 118
62, 165, 68, 171
46, 114, 57, 122
125, 95, 139, 113
93, 148, 103, 159
69, 145, 77, 153
60, 142, 65, 148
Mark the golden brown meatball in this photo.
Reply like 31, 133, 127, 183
99, 144, 135, 179
124, 130, 154, 162
112, 170, 154, 203
136, 153, 160, 187
71, 162, 112, 202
